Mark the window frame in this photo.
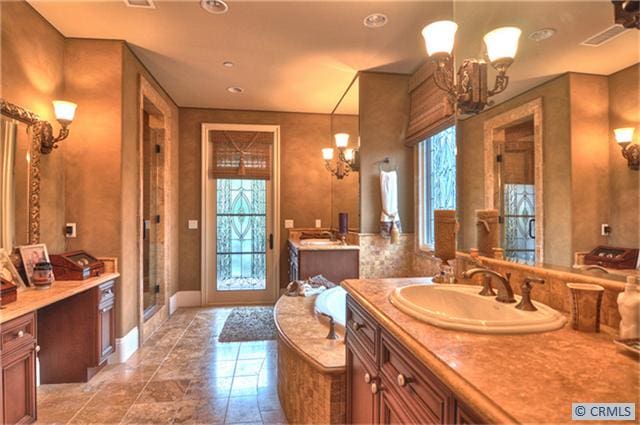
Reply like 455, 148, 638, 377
416, 124, 457, 253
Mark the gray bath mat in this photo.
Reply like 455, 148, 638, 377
218, 306, 277, 342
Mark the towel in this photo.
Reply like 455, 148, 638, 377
285, 275, 336, 297
380, 170, 402, 238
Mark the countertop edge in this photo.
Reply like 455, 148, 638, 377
342, 279, 519, 425
1, 273, 120, 324
274, 296, 346, 375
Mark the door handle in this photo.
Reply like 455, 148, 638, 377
269, 233, 274, 250
528, 218, 536, 239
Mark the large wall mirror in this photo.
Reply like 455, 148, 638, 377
0, 100, 42, 250
330, 75, 360, 232
453, 1, 639, 280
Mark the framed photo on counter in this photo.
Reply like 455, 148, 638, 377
18, 244, 50, 286
0, 248, 26, 288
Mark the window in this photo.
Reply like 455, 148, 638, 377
418, 125, 457, 250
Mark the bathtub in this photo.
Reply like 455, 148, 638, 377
315, 286, 347, 327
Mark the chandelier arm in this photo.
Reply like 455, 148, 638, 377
488, 72, 510, 97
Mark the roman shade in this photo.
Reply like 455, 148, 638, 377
405, 61, 455, 146
209, 130, 273, 180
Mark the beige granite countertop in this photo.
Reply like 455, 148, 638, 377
274, 294, 345, 374
342, 278, 639, 425
288, 238, 360, 252
0, 273, 120, 324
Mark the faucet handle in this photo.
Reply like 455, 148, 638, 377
515, 276, 544, 311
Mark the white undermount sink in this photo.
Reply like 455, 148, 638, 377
299, 239, 341, 246
389, 284, 567, 334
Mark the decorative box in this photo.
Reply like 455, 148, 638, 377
50, 251, 104, 280
584, 246, 640, 270
0, 277, 17, 305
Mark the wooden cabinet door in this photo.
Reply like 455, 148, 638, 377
347, 341, 377, 424
2, 346, 36, 424
379, 385, 416, 425
97, 301, 115, 363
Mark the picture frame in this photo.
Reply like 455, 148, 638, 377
18, 243, 50, 286
0, 248, 26, 289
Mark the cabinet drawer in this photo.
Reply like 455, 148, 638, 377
380, 331, 449, 424
346, 296, 378, 362
1, 313, 36, 354
98, 280, 115, 305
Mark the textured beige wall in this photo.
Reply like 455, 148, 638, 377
359, 72, 413, 234
458, 75, 573, 266
608, 64, 640, 248
569, 73, 610, 254
0, 0, 66, 253
178, 108, 358, 291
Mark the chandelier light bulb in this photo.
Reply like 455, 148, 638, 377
334, 133, 350, 148
322, 148, 334, 160
484, 27, 522, 63
422, 20, 458, 57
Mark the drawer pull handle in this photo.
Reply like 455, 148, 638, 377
364, 373, 372, 384
17, 330, 24, 338
350, 321, 363, 331
371, 382, 382, 394
397, 374, 410, 387
35, 345, 41, 353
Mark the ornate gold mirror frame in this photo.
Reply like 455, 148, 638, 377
0, 98, 43, 244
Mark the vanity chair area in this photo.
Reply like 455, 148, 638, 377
1, 1, 639, 425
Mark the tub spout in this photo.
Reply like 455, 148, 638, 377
320, 313, 340, 340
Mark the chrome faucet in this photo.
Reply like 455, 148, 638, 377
573, 264, 610, 274
463, 268, 516, 303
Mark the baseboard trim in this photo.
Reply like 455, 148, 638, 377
112, 326, 139, 364
169, 293, 178, 315
174, 291, 202, 310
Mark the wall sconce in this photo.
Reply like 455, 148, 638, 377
37, 100, 77, 154
322, 133, 360, 179
615, 127, 639, 170
421, 21, 521, 114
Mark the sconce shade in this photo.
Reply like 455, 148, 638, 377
334, 133, 350, 148
422, 20, 458, 57
52, 100, 77, 124
483, 27, 521, 63
614, 127, 635, 144
322, 148, 334, 160
344, 148, 354, 161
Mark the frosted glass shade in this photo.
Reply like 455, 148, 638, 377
334, 133, 350, 148
322, 148, 334, 160
422, 20, 458, 57
52, 100, 77, 124
483, 27, 521, 62
614, 127, 635, 144
344, 148, 354, 161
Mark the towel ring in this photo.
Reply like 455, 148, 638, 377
379, 157, 398, 172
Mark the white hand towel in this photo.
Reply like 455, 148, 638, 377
380, 170, 402, 238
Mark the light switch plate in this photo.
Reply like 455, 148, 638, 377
188, 220, 199, 230
65, 223, 77, 238
601, 223, 611, 236
284, 219, 294, 229
315, 219, 322, 228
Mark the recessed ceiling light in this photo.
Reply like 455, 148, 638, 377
222, 61, 234, 68
201, 0, 228, 15
364, 13, 388, 28
528, 28, 556, 42
227, 86, 243, 94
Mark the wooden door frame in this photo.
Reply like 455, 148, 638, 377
200, 123, 281, 306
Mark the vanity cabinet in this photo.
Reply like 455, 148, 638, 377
0, 312, 37, 425
288, 242, 359, 284
346, 295, 484, 425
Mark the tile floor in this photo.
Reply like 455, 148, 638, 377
36, 307, 286, 425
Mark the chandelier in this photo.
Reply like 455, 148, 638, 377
322, 133, 359, 179
421, 21, 521, 114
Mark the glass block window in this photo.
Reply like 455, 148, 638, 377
418, 126, 457, 249
216, 179, 267, 291
503, 184, 536, 264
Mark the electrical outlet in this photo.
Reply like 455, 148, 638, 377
284, 219, 294, 229
315, 219, 322, 228
65, 223, 77, 238
188, 220, 199, 230
601, 224, 611, 236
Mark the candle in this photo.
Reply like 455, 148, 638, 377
339, 213, 349, 235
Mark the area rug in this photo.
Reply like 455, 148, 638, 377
218, 306, 277, 342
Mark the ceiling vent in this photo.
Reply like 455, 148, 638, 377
123, 0, 155, 9
580, 24, 627, 47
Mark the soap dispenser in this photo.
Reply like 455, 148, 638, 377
617, 276, 640, 339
